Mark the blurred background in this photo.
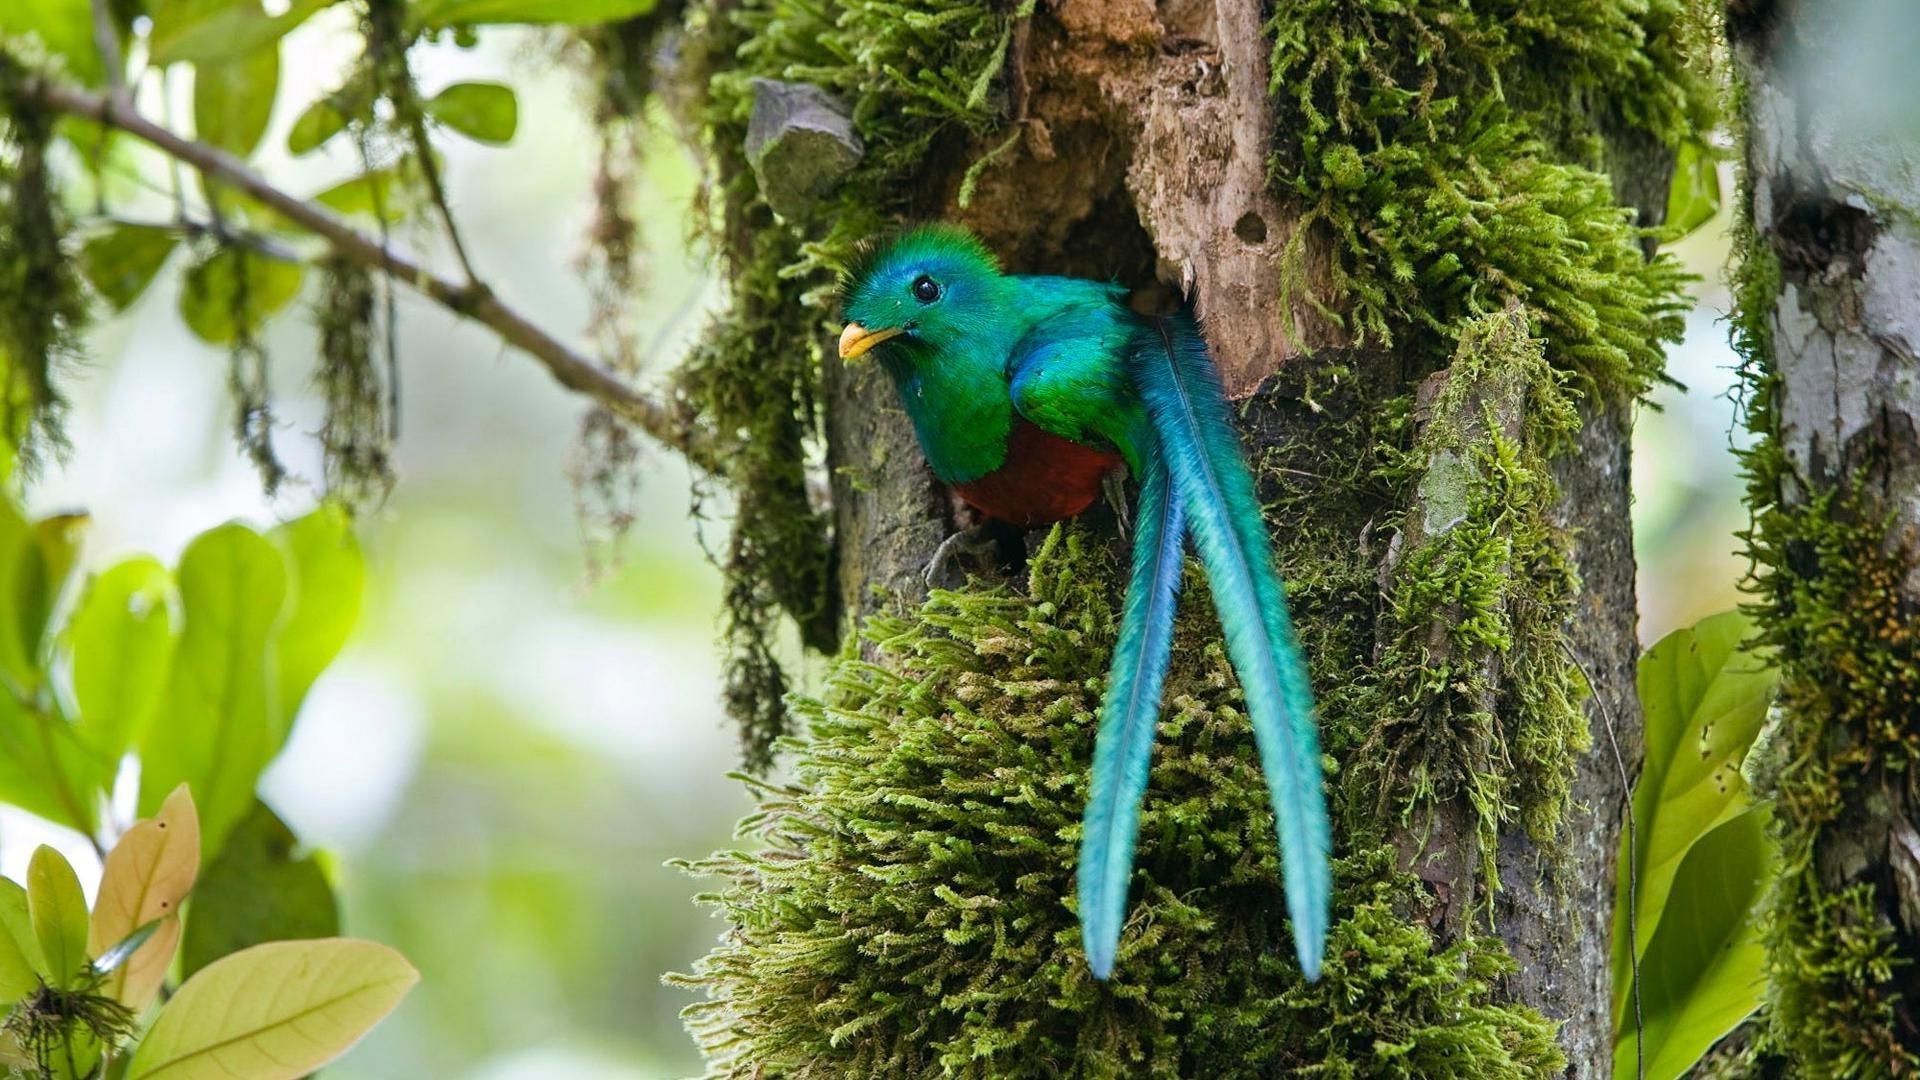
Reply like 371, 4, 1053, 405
0, 14, 1749, 1077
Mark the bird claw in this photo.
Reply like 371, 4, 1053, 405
1103, 467, 1133, 541
924, 525, 998, 587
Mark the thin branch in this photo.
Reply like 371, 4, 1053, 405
27, 74, 722, 472
88, 0, 129, 110
103, 212, 305, 263
404, 108, 483, 286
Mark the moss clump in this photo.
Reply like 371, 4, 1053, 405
1355, 309, 1586, 895
678, 529, 1561, 1078
1257, 0, 1710, 899
1265, 0, 1708, 397
1730, 75, 1920, 1071
672, 0, 1034, 764
0, 53, 85, 473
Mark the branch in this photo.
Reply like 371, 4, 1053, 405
88, 0, 129, 110
27, 75, 722, 472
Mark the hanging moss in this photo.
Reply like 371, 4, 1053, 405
673, 0, 1033, 763
676, 529, 1562, 1078
0, 54, 85, 473
313, 256, 395, 508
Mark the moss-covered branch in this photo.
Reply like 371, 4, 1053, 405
6, 66, 718, 472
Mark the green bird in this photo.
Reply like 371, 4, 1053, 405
838, 224, 1331, 980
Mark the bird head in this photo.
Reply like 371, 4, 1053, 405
838, 224, 1006, 363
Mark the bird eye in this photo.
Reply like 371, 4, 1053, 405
911, 275, 941, 304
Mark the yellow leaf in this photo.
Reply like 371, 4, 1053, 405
91, 784, 200, 1010
26, 846, 88, 989
124, 938, 417, 1080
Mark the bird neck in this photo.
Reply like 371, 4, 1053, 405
884, 342, 1018, 485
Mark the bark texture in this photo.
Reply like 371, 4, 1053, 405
678, 0, 1702, 1073
1732, 0, 1920, 1067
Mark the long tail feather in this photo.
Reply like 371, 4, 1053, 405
1078, 450, 1185, 979
1129, 313, 1332, 979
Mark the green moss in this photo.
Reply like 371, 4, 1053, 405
1352, 310, 1585, 898
1265, 0, 1708, 396
677, 0, 1718, 1066
1730, 71, 1920, 1073
1255, 0, 1711, 904
677, 529, 1561, 1078
0, 52, 84, 473
674, 0, 1034, 764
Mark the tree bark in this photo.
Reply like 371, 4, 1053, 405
1731, 0, 1920, 1065
815, 4, 1674, 1074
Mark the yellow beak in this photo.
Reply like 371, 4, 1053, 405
838, 321, 904, 360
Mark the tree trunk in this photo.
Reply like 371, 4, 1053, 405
679, 1, 1705, 1074
1730, 0, 1920, 1067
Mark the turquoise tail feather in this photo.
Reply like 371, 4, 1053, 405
1078, 449, 1185, 980
1129, 313, 1332, 979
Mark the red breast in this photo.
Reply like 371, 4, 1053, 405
951, 421, 1123, 528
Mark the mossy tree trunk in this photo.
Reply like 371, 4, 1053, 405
1730, 0, 1920, 1067
677, 0, 1707, 1074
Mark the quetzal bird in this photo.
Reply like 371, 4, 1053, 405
837, 224, 1331, 980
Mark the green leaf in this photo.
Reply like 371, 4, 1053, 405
177, 247, 304, 345
1612, 611, 1780, 1051
190, 1, 280, 159
286, 98, 350, 156
408, 0, 655, 29
1663, 139, 1721, 241
269, 505, 363, 735
0, 0, 103, 86
81, 224, 181, 313
0, 878, 40, 1004
311, 164, 423, 221
180, 800, 339, 978
0, 499, 29, 689
124, 938, 417, 1080
1614, 808, 1772, 1080
149, 0, 335, 67
137, 523, 289, 860
423, 81, 518, 144
0, 690, 106, 834
0, 502, 84, 692
27, 846, 88, 990
68, 557, 179, 770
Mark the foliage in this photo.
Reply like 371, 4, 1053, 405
1612, 610, 1780, 1080
678, 529, 1562, 1078
0, 475, 409, 1078
0, 0, 569, 503
0, 790, 416, 1080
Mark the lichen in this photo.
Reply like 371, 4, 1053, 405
1353, 309, 1586, 899
1729, 68, 1920, 1072
675, 528, 1562, 1078
672, 0, 1034, 764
